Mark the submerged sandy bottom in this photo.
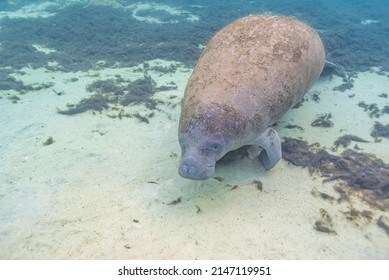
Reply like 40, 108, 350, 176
0, 61, 388, 259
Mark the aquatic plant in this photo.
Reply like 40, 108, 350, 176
120, 75, 156, 109
0, 71, 34, 91
371, 122, 389, 139
58, 75, 159, 115
57, 94, 108, 115
334, 134, 368, 148
311, 113, 334, 127
282, 137, 389, 210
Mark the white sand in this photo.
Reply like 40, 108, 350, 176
0, 59, 388, 259
0, 2, 57, 19
127, 2, 199, 24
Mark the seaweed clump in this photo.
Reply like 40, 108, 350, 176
371, 122, 389, 139
342, 208, 373, 227
334, 134, 368, 148
311, 113, 333, 127
120, 75, 156, 109
282, 138, 389, 210
0, 71, 34, 91
86, 79, 123, 96
358, 101, 381, 118
7, 95, 21, 104
58, 75, 157, 115
358, 102, 389, 119
284, 124, 304, 131
87, 75, 157, 109
58, 94, 108, 115
332, 73, 354, 92
314, 208, 336, 234
377, 215, 389, 235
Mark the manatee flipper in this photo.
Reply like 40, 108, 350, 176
249, 127, 282, 170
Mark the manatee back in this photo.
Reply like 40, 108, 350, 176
180, 15, 325, 138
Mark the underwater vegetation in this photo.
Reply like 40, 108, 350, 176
0, 5, 204, 73
282, 138, 389, 210
6, 94, 21, 104
1, 0, 389, 91
377, 215, 389, 234
0, 70, 34, 92
57, 94, 109, 115
314, 208, 337, 235
86, 75, 156, 108
358, 101, 389, 118
311, 113, 334, 127
332, 72, 356, 92
334, 134, 368, 148
119, 75, 156, 109
58, 75, 160, 115
284, 124, 304, 131
371, 122, 389, 140
215, 134, 389, 213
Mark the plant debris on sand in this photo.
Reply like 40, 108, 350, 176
58, 75, 157, 115
57, 94, 109, 115
282, 138, 389, 210
334, 134, 368, 148
371, 122, 389, 139
311, 113, 334, 127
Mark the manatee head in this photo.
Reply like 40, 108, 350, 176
178, 130, 228, 180
178, 102, 244, 180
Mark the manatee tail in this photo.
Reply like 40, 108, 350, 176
324, 60, 339, 69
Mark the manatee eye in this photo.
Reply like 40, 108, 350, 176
208, 142, 222, 154
212, 144, 220, 150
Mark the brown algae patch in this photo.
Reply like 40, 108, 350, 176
314, 208, 337, 235
342, 208, 373, 227
282, 138, 389, 211
311, 113, 334, 127
333, 134, 368, 149
57, 74, 172, 116
376, 216, 389, 235
371, 122, 389, 140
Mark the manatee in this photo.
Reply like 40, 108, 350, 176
178, 14, 325, 180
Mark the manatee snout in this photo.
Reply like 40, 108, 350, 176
178, 133, 221, 180
178, 155, 215, 180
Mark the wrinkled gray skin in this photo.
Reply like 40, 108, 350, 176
178, 15, 325, 180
